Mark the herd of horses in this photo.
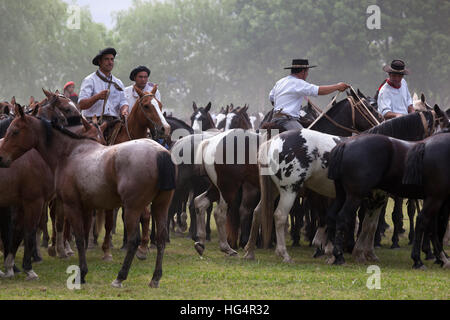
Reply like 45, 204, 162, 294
0, 87, 448, 289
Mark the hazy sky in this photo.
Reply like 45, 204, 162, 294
62, 0, 134, 29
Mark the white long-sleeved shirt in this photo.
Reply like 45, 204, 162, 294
269, 75, 319, 118
78, 70, 128, 118
377, 78, 413, 116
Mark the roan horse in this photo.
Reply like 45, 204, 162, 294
327, 105, 450, 267
0, 105, 176, 288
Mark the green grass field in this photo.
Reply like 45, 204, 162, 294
0, 200, 448, 300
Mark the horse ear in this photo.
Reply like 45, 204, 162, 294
421, 93, 425, 103
31, 103, 40, 116
55, 89, 60, 95
29, 96, 35, 105
205, 102, 211, 112
134, 85, 144, 98
15, 103, 25, 119
346, 90, 351, 97
81, 117, 91, 131
42, 88, 53, 99
357, 89, 366, 99
192, 102, 198, 111
434, 104, 450, 125
100, 121, 108, 133
413, 92, 418, 101
163, 111, 167, 117
151, 84, 158, 95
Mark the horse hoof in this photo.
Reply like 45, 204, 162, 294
333, 255, 345, 266
25, 270, 39, 281
227, 250, 238, 257
149, 280, 159, 288
425, 253, 435, 261
413, 263, 426, 270
390, 244, 400, 249
57, 252, 68, 259
103, 254, 113, 262
282, 257, 294, 264
111, 279, 123, 288
443, 261, 450, 269
32, 258, 43, 264
194, 242, 205, 256
48, 246, 56, 257
136, 246, 148, 261
291, 242, 300, 248
326, 256, 336, 265
366, 253, 379, 262
313, 248, 324, 258
243, 251, 255, 260
0, 270, 4, 278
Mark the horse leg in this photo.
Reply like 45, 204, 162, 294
136, 207, 151, 260
101, 210, 114, 261
324, 183, 346, 263
411, 198, 443, 269
22, 200, 45, 280
243, 200, 262, 260
206, 204, 212, 241
40, 205, 49, 249
214, 195, 237, 256
87, 210, 97, 249
47, 200, 57, 257
121, 208, 127, 250
193, 190, 210, 255
112, 207, 142, 288
407, 199, 417, 245
148, 191, 172, 288
374, 200, 388, 247
333, 195, 362, 265
391, 196, 403, 249
239, 184, 259, 249
273, 190, 297, 263
64, 204, 89, 284
290, 196, 302, 247
64, 219, 75, 257
422, 229, 434, 260
112, 207, 119, 235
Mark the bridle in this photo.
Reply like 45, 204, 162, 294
123, 93, 163, 141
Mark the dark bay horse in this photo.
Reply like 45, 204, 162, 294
191, 102, 215, 133
326, 105, 450, 266
0, 105, 176, 288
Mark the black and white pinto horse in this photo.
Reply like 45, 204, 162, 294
246, 108, 449, 264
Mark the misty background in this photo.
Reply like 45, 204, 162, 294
0, 0, 449, 120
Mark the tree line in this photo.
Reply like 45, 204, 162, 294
1, 0, 448, 118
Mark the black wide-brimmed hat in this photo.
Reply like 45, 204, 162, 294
284, 59, 317, 69
92, 47, 117, 66
129, 66, 151, 81
382, 59, 410, 75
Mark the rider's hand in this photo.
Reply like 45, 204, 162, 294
96, 90, 109, 101
337, 82, 350, 92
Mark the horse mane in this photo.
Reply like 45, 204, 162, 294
364, 112, 427, 140
38, 117, 97, 143
166, 115, 194, 134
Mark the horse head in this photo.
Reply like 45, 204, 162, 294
413, 92, 432, 112
224, 104, 252, 130
133, 85, 171, 138
190, 101, 214, 133
78, 117, 108, 145
38, 89, 82, 127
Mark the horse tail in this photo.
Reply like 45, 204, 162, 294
327, 142, 346, 180
402, 143, 426, 185
259, 140, 277, 249
157, 151, 177, 191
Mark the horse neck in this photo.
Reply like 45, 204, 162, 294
311, 101, 355, 136
31, 119, 86, 172
364, 112, 426, 141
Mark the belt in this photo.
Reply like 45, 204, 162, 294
272, 112, 297, 120
86, 115, 118, 122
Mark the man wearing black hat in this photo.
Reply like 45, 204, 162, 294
377, 59, 413, 120
124, 66, 161, 110
78, 47, 129, 125
269, 59, 350, 131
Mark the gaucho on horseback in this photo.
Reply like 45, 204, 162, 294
268, 58, 350, 132
78, 47, 130, 143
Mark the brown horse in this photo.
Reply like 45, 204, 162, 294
94, 84, 171, 261
0, 100, 106, 279
0, 104, 176, 288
